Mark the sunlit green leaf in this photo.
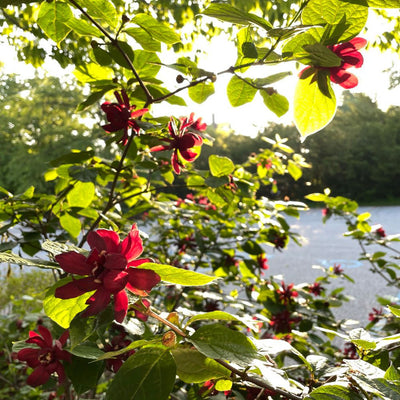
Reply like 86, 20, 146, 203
260, 90, 289, 117
60, 213, 82, 238
67, 181, 95, 208
124, 27, 161, 51
37, 1, 73, 45
188, 82, 215, 103
227, 75, 257, 107
209, 155, 235, 177
83, 0, 118, 28
106, 346, 176, 400
66, 17, 102, 37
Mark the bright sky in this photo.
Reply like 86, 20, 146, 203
2, 10, 400, 137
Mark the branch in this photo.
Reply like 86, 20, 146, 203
68, 0, 153, 104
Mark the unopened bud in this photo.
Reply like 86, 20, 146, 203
167, 312, 179, 326
122, 14, 130, 23
210, 74, 217, 82
162, 331, 177, 347
176, 74, 184, 84
265, 87, 277, 96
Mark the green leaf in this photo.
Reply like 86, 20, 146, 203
50, 149, 95, 167
260, 90, 289, 117
384, 363, 400, 382
188, 82, 215, 104
67, 181, 95, 208
91, 47, 113, 66
76, 87, 115, 112
0, 252, 59, 269
37, 1, 73, 45
347, 0, 400, 7
303, 43, 342, 67
132, 50, 161, 79
139, 263, 217, 286
107, 41, 135, 69
60, 213, 82, 238
171, 347, 230, 383
242, 42, 258, 58
83, 0, 118, 28
186, 311, 245, 327
305, 193, 328, 202
132, 14, 181, 44
106, 346, 176, 400
124, 27, 161, 52
305, 383, 364, 399
74, 63, 114, 83
287, 160, 302, 180
202, 4, 272, 31
97, 340, 148, 361
209, 155, 235, 177
227, 75, 257, 107
253, 72, 292, 86
66, 17, 102, 37
69, 342, 105, 359
41, 239, 87, 257
43, 277, 94, 329
294, 70, 336, 139
188, 324, 260, 366
302, 0, 368, 42
388, 305, 400, 318
215, 380, 232, 391
66, 355, 104, 395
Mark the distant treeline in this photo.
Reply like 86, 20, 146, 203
197, 92, 400, 203
1, 73, 399, 203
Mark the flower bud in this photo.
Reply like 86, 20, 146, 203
122, 14, 130, 24
176, 74, 184, 84
162, 331, 177, 347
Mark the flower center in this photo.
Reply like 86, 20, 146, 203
39, 351, 53, 365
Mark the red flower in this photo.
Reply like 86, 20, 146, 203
17, 326, 70, 387
54, 224, 160, 323
277, 281, 298, 305
257, 253, 269, 271
101, 90, 148, 145
333, 263, 344, 275
308, 282, 323, 296
375, 227, 386, 238
150, 113, 205, 174
269, 310, 301, 334
104, 333, 135, 373
300, 37, 367, 89
133, 298, 151, 322
368, 307, 383, 323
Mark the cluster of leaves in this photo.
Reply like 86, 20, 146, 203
1, 0, 400, 400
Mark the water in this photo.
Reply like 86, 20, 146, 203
265, 206, 400, 326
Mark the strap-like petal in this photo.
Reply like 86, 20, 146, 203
113, 290, 129, 323
55, 252, 89, 275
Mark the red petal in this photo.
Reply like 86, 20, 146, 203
171, 151, 181, 174
179, 148, 198, 162
113, 290, 129, 323
58, 330, 69, 346
55, 252, 89, 275
349, 37, 367, 50
126, 268, 160, 294
55, 278, 97, 299
27, 366, 51, 387
102, 270, 128, 293
128, 257, 152, 267
88, 229, 120, 253
26, 331, 47, 348
17, 348, 40, 366
120, 224, 143, 261
131, 108, 148, 118
37, 325, 53, 347
83, 288, 111, 317
149, 144, 170, 152
104, 253, 127, 270
54, 362, 67, 383
330, 69, 358, 89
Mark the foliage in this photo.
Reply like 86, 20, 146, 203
0, 1, 400, 400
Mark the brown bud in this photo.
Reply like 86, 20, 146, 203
162, 331, 177, 347
210, 74, 217, 82
122, 14, 130, 24
265, 87, 277, 96
112, 77, 119, 83
176, 74, 184, 84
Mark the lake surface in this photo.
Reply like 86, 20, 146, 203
265, 206, 400, 326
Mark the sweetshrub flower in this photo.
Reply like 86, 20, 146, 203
300, 37, 367, 89
17, 326, 70, 387
54, 224, 160, 323
150, 113, 205, 174
101, 90, 148, 145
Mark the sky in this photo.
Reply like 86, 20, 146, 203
2, 10, 400, 137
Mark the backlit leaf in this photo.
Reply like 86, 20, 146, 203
209, 155, 235, 177
294, 70, 336, 139
37, 1, 73, 45
260, 90, 289, 117
83, 0, 118, 28
67, 181, 95, 208
227, 75, 257, 107
43, 277, 94, 329
188, 82, 215, 103
60, 213, 82, 238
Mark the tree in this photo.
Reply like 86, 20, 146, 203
1, 1, 400, 400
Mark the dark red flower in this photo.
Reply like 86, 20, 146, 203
150, 113, 205, 174
333, 263, 344, 275
269, 310, 301, 334
375, 227, 386, 238
104, 333, 135, 373
17, 326, 70, 387
368, 307, 383, 323
277, 281, 298, 305
54, 224, 160, 323
101, 90, 148, 145
300, 37, 367, 89
343, 342, 358, 359
308, 282, 323, 296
